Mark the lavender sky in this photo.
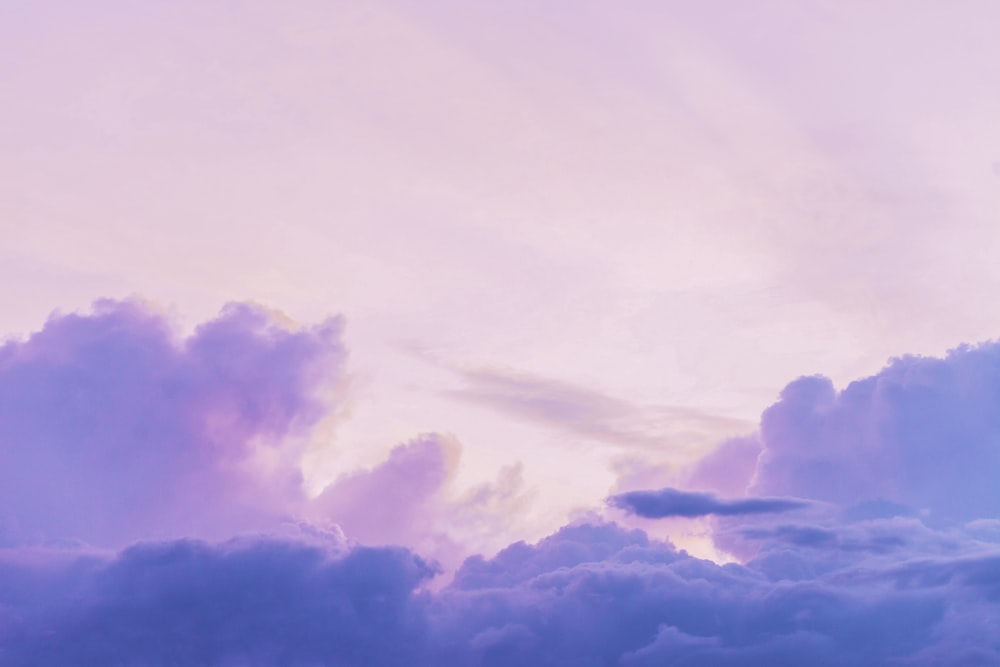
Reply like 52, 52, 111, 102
3, 2, 1000, 664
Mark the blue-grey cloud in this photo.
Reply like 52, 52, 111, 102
752, 342, 1000, 522
609, 487, 809, 518
0, 537, 435, 666
3, 521, 998, 666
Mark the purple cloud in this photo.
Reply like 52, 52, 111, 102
311, 433, 536, 572
311, 434, 461, 564
4, 520, 996, 665
0, 300, 346, 547
752, 342, 1000, 522
684, 435, 762, 496
4, 301, 1000, 664
0, 537, 435, 666
609, 487, 809, 518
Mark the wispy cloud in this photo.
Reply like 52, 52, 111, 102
445, 365, 753, 453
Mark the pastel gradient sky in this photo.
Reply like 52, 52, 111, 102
6, 2, 999, 534
5, 3, 1000, 663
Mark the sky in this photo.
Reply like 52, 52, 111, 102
2, 1, 1000, 664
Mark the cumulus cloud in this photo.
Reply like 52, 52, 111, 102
314, 434, 459, 547
0, 299, 535, 567
5, 302, 1000, 664
3, 521, 998, 665
752, 342, 1000, 523
312, 434, 536, 572
0, 300, 346, 547
684, 435, 762, 496
609, 487, 808, 519
0, 537, 435, 666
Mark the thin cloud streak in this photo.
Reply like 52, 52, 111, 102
609, 487, 810, 519
446, 365, 753, 454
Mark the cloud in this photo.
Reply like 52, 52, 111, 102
0, 299, 535, 569
0, 536, 436, 666
0, 520, 1000, 667
0, 300, 346, 547
609, 487, 809, 518
751, 342, 1000, 522
445, 365, 752, 453
312, 433, 536, 572
313, 434, 459, 547
4, 519, 994, 665
684, 435, 762, 496
4, 302, 1000, 664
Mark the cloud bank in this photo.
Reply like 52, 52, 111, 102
2, 520, 998, 665
3, 302, 1000, 663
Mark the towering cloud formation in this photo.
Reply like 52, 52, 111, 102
0, 300, 346, 547
752, 342, 1000, 522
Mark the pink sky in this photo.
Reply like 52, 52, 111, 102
3, 0, 1000, 553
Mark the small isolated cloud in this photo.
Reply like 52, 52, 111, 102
609, 487, 809, 518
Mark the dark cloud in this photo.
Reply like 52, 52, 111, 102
0, 537, 435, 666
0, 300, 346, 547
609, 487, 809, 518
5, 521, 997, 666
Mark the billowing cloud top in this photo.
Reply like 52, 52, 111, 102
0, 300, 346, 547
3, 520, 998, 665
753, 343, 1000, 523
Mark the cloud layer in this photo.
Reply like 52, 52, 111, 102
2, 520, 998, 665
3, 302, 1000, 663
